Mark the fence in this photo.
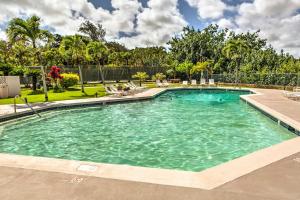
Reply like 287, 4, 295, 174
59, 65, 168, 82
211, 73, 299, 87
20, 66, 300, 88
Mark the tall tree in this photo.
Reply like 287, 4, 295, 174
78, 20, 106, 42
7, 15, 51, 55
222, 39, 250, 85
59, 35, 87, 92
86, 41, 108, 84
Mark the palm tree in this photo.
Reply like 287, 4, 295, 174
222, 39, 250, 86
59, 35, 86, 92
7, 15, 51, 63
86, 41, 108, 85
132, 72, 149, 86
191, 60, 213, 80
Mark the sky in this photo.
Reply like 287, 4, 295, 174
0, 0, 300, 56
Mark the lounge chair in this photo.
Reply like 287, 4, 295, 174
283, 91, 300, 100
129, 81, 144, 90
156, 80, 164, 87
182, 81, 188, 86
191, 80, 197, 86
200, 78, 206, 86
209, 79, 215, 87
293, 87, 300, 92
105, 86, 124, 97
162, 80, 170, 87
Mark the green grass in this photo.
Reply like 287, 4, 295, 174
0, 85, 106, 105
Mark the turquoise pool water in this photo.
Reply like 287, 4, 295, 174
0, 89, 296, 171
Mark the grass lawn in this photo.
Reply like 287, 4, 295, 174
0, 81, 181, 105
0, 85, 106, 105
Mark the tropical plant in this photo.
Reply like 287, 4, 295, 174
0, 63, 13, 76
176, 61, 194, 80
48, 66, 63, 91
191, 60, 213, 79
61, 73, 79, 89
86, 41, 108, 84
59, 35, 86, 92
6, 15, 52, 64
79, 20, 106, 42
152, 73, 166, 81
222, 39, 250, 84
132, 72, 149, 86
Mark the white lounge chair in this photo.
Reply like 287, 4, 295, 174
200, 78, 206, 86
105, 86, 124, 97
156, 80, 164, 87
209, 79, 215, 86
293, 87, 300, 92
162, 80, 170, 87
182, 81, 188, 86
129, 81, 144, 90
191, 80, 197, 86
283, 91, 300, 100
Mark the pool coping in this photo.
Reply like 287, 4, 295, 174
0, 87, 299, 190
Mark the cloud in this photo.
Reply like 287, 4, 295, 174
0, 0, 186, 49
185, 0, 228, 19
233, 0, 300, 56
117, 0, 187, 48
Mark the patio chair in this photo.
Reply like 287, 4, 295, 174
293, 87, 300, 92
182, 81, 188, 86
200, 78, 206, 86
156, 80, 164, 87
162, 80, 170, 87
283, 91, 300, 100
129, 81, 144, 90
191, 80, 197, 86
105, 86, 124, 97
209, 79, 215, 86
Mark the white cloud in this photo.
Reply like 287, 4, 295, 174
185, 0, 227, 19
234, 0, 300, 56
118, 0, 187, 48
0, 0, 186, 49
217, 18, 235, 29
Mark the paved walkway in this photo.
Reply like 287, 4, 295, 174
0, 152, 299, 200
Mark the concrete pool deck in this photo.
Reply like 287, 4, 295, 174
0, 87, 300, 199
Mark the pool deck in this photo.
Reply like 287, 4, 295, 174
0, 87, 300, 199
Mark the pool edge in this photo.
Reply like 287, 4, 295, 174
0, 87, 299, 190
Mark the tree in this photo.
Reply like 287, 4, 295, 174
79, 20, 106, 42
132, 72, 149, 86
176, 61, 194, 81
222, 39, 250, 85
191, 60, 213, 80
152, 73, 166, 81
59, 35, 86, 92
86, 41, 108, 84
7, 15, 52, 64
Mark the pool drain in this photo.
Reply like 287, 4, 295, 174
77, 164, 98, 172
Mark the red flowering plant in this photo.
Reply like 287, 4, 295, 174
48, 66, 63, 92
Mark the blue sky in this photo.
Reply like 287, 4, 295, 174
0, 0, 300, 56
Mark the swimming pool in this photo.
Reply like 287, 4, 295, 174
0, 89, 296, 171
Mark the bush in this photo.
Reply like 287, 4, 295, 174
61, 73, 79, 89
152, 73, 166, 81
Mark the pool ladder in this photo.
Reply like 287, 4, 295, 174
14, 95, 42, 118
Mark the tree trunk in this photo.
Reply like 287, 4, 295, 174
78, 65, 85, 93
99, 63, 105, 85
32, 76, 37, 91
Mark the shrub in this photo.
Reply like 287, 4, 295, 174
61, 73, 79, 89
152, 73, 166, 81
